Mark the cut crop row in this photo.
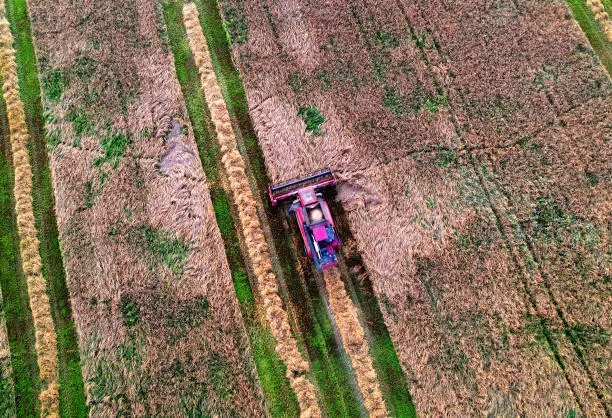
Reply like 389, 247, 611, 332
0, 4, 59, 414
182, 3, 320, 415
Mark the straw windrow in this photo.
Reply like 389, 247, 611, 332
0, 4, 59, 416
323, 269, 388, 417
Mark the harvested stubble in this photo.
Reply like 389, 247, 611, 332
0, 7, 59, 417
323, 269, 387, 417
182, 3, 320, 416
587, 0, 612, 39
0, 288, 17, 415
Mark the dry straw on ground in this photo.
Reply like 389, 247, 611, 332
587, 0, 612, 40
0, 5, 59, 417
182, 3, 321, 416
323, 269, 388, 417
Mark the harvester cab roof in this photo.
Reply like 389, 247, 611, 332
268, 169, 341, 271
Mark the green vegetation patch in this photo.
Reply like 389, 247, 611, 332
165, 296, 210, 332
92, 131, 131, 169
130, 224, 190, 275
531, 196, 600, 247
119, 296, 141, 329
383, 86, 447, 117
297, 106, 325, 135
67, 108, 90, 138
40, 68, 67, 103
223, 6, 248, 44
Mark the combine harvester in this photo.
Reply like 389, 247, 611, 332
269, 168, 389, 417
269, 168, 341, 271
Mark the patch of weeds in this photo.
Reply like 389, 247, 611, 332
568, 323, 609, 351
223, 7, 247, 44
67, 108, 89, 138
134, 225, 190, 275
120, 295, 141, 328
585, 169, 599, 187
47, 127, 61, 150
72, 56, 97, 81
425, 196, 437, 209
315, 69, 332, 91
92, 131, 131, 169
529, 196, 601, 247
516, 137, 541, 151
208, 352, 234, 401
171, 357, 184, 377
434, 149, 457, 168
384, 85, 446, 117
376, 31, 399, 49
383, 86, 404, 116
165, 296, 210, 333
297, 106, 325, 136
83, 181, 94, 209
523, 316, 550, 350
41, 68, 67, 102
288, 72, 305, 94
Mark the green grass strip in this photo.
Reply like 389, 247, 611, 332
3, 0, 88, 416
0, 76, 40, 417
190, 0, 366, 415
162, 2, 299, 415
566, 0, 612, 74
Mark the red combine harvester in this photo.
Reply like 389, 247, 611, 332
269, 169, 341, 272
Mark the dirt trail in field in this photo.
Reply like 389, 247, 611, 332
323, 268, 388, 417
0, 5, 59, 416
182, 3, 320, 416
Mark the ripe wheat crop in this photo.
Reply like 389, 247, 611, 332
0, 4, 59, 417
182, 3, 320, 416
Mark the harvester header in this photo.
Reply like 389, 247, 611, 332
268, 168, 336, 206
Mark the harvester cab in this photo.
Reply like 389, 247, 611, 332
269, 169, 341, 271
